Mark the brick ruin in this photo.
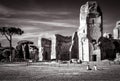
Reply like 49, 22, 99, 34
38, 33, 71, 61
113, 21, 120, 39
55, 34, 71, 61
70, 1, 103, 61
38, 33, 56, 61
38, 1, 103, 62
38, 1, 119, 62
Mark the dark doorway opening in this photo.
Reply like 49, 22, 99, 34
92, 55, 97, 61
45, 51, 48, 60
41, 38, 51, 61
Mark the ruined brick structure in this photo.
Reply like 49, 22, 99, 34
38, 1, 103, 62
55, 34, 71, 61
38, 33, 56, 61
69, 32, 79, 59
70, 1, 103, 61
41, 38, 51, 61
38, 33, 71, 61
113, 21, 120, 39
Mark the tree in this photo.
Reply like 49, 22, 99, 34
17, 40, 33, 60
98, 37, 115, 60
0, 27, 24, 62
29, 45, 39, 61
16, 44, 24, 59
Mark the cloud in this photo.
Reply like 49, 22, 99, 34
0, 26, 76, 41
0, 4, 78, 30
22, 26, 41, 31
0, 4, 72, 20
0, 4, 15, 17
0, 17, 78, 28
0, 4, 78, 47
17, 32, 40, 39
15, 10, 71, 16
38, 21, 77, 27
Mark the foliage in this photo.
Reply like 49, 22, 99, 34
17, 40, 33, 45
113, 40, 120, 53
98, 37, 115, 50
16, 44, 24, 58
98, 37, 116, 60
0, 27, 24, 61
30, 45, 39, 50
16, 40, 34, 60
0, 47, 15, 62
29, 45, 39, 61
0, 27, 24, 37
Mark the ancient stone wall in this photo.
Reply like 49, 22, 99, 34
41, 38, 51, 61
38, 1, 103, 62
55, 34, 72, 61
79, 1, 103, 42
113, 21, 120, 39
38, 33, 56, 61
70, 1, 103, 61
69, 32, 79, 59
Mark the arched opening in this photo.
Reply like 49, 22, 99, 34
92, 55, 97, 61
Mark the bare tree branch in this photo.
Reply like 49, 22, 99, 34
4, 33, 10, 41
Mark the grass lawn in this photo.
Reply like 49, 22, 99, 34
0, 61, 120, 81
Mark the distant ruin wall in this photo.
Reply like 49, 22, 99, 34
69, 32, 79, 59
113, 21, 120, 39
38, 34, 71, 61
38, 34, 56, 61
55, 34, 72, 61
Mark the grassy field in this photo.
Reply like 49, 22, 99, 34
0, 61, 120, 81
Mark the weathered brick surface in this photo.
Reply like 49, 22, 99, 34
70, 1, 103, 61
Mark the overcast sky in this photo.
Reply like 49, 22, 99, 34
0, 0, 120, 47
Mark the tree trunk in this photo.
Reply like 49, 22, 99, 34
9, 35, 12, 62
22, 45, 26, 60
25, 44, 30, 59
